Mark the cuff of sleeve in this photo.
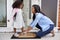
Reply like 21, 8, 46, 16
30, 25, 34, 28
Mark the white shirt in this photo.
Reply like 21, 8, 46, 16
11, 8, 25, 28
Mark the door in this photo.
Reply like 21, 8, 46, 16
27, 0, 41, 26
0, 0, 7, 27
41, 0, 57, 27
0, 0, 13, 32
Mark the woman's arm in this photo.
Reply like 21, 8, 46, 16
30, 14, 42, 28
23, 14, 43, 32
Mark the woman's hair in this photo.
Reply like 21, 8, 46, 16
32, 5, 45, 20
12, 0, 23, 9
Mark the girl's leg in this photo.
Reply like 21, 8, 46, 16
14, 28, 16, 33
21, 27, 24, 32
14, 28, 19, 37
21, 27, 26, 35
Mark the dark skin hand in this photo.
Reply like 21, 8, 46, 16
23, 26, 33, 32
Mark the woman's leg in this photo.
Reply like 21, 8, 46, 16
36, 24, 54, 37
50, 24, 55, 37
51, 30, 55, 37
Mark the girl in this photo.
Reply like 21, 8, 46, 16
23, 5, 55, 38
12, 0, 25, 36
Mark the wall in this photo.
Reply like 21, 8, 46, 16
41, 0, 57, 27
27, 0, 41, 25
0, 0, 58, 32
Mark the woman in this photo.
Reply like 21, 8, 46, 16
23, 5, 55, 38
11, 0, 25, 36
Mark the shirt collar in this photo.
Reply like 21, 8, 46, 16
35, 13, 39, 15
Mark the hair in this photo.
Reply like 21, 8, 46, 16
32, 5, 46, 20
12, 0, 23, 9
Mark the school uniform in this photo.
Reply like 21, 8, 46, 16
11, 8, 25, 28
30, 13, 54, 37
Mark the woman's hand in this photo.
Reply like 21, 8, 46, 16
23, 26, 32, 32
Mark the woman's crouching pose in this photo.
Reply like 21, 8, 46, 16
23, 5, 55, 38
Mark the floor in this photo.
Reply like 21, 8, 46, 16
0, 30, 60, 40
0, 27, 60, 40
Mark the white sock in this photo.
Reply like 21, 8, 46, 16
14, 33, 19, 37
